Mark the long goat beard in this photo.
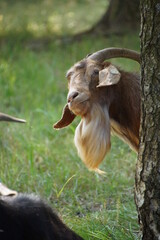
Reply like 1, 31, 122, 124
74, 103, 111, 172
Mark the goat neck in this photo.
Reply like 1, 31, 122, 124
106, 70, 140, 152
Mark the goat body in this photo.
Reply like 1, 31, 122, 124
108, 69, 140, 152
0, 194, 83, 240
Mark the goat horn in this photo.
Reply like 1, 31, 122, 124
88, 48, 140, 63
0, 113, 26, 123
0, 182, 17, 196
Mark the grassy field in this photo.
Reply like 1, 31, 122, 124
0, 1, 140, 239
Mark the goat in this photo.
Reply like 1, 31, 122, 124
53, 48, 140, 172
0, 114, 82, 240
0, 193, 83, 240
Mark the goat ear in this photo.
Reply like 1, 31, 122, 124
97, 65, 121, 87
53, 104, 76, 129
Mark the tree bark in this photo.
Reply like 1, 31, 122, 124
135, 1, 160, 239
91, 0, 140, 34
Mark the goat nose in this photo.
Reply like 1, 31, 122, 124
67, 91, 79, 103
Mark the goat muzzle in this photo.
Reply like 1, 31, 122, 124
67, 91, 79, 103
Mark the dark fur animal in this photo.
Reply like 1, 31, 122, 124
0, 194, 83, 240
0, 115, 82, 240
54, 48, 140, 172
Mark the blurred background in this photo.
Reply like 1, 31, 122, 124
0, 1, 140, 239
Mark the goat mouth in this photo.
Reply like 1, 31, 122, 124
69, 98, 89, 106
68, 99, 90, 116
79, 99, 89, 104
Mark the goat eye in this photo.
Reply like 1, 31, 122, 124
93, 69, 99, 75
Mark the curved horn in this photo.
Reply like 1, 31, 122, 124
0, 113, 26, 123
0, 182, 17, 196
88, 48, 140, 63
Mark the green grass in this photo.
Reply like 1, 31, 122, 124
0, 0, 108, 41
0, 1, 140, 239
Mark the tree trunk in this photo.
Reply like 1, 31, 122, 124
135, 1, 160, 239
74, 0, 140, 40
91, 0, 140, 34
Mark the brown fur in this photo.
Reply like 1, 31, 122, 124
54, 59, 140, 171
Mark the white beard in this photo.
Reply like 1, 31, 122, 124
74, 103, 111, 171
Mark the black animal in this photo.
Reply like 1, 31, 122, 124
0, 194, 83, 240
0, 113, 82, 239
